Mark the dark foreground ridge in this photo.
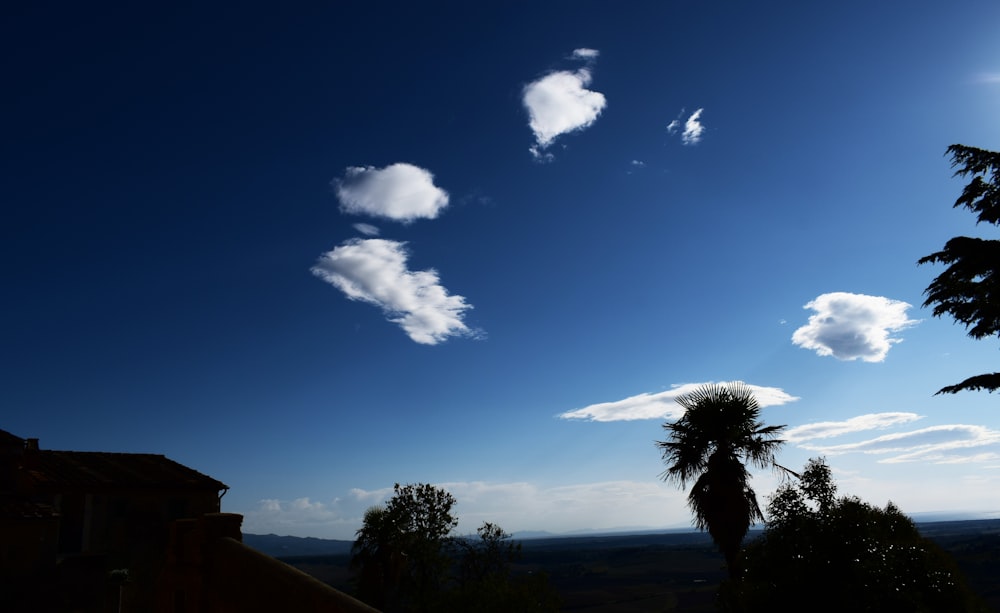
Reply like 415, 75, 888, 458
252, 518, 1000, 612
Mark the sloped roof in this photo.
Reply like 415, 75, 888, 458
0, 429, 24, 449
23, 451, 228, 493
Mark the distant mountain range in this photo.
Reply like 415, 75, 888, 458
243, 533, 354, 557
243, 513, 1000, 559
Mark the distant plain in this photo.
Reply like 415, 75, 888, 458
246, 518, 1000, 611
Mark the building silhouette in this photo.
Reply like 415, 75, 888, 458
0, 430, 376, 612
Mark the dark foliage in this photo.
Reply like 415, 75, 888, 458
449, 522, 560, 612
350, 484, 557, 612
918, 144, 1000, 394
350, 483, 457, 612
737, 458, 988, 612
656, 382, 785, 580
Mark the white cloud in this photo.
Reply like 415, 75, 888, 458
801, 424, 1000, 464
667, 109, 705, 145
791, 292, 918, 362
975, 72, 1000, 84
523, 53, 607, 158
311, 238, 476, 345
352, 223, 380, 236
785, 412, 924, 443
626, 160, 645, 175
933, 452, 1000, 465
558, 381, 799, 422
572, 48, 600, 59
334, 163, 449, 222
681, 108, 705, 145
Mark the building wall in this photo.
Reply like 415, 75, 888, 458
0, 517, 59, 576
158, 514, 380, 613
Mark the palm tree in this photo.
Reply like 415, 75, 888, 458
656, 382, 785, 581
351, 505, 406, 609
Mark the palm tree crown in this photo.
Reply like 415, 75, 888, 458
656, 382, 785, 580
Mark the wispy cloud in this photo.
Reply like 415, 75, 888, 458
626, 159, 645, 175
334, 163, 449, 222
523, 50, 607, 160
791, 292, 918, 362
785, 412, 924, 443
352, 223, 380, 236
558, 381, 799, 422
801, 424, 1000, 464
311, 238, 475, 345
974, 72, 1000, 84
682, 108, 705, 144
667, 108, 705, 145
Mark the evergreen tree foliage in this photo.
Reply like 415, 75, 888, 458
918, 144, 1000, 394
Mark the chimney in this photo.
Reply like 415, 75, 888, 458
23, 438, 39, 470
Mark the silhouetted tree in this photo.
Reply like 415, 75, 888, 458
450, 522, 560, 612
350, 483, 457, 612
738, 458, 987, 611
656, 382, 785, 581
918, 144, 1000, 394
350, 505, 406, 610
352, 489, 558, 612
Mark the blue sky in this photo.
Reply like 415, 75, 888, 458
4, 1, 1000, 539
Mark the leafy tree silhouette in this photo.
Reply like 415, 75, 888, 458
350, 505, 407, 610
451, 522, 560, 612
738, 458, 987, 612
350, 484, 557, 612
351, 483, 457, 612
656, 382, 785, 581
918, 145, 1000, 394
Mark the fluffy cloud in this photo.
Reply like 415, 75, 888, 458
801, 424, 1000, 464
523, 51, 607, 159
791, 292, 918, 362
667, 108, 705, 145
558, 381, 799, 422
311, 238, 475, 345
334, 163, 449, 222
785, 412, 923, 443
